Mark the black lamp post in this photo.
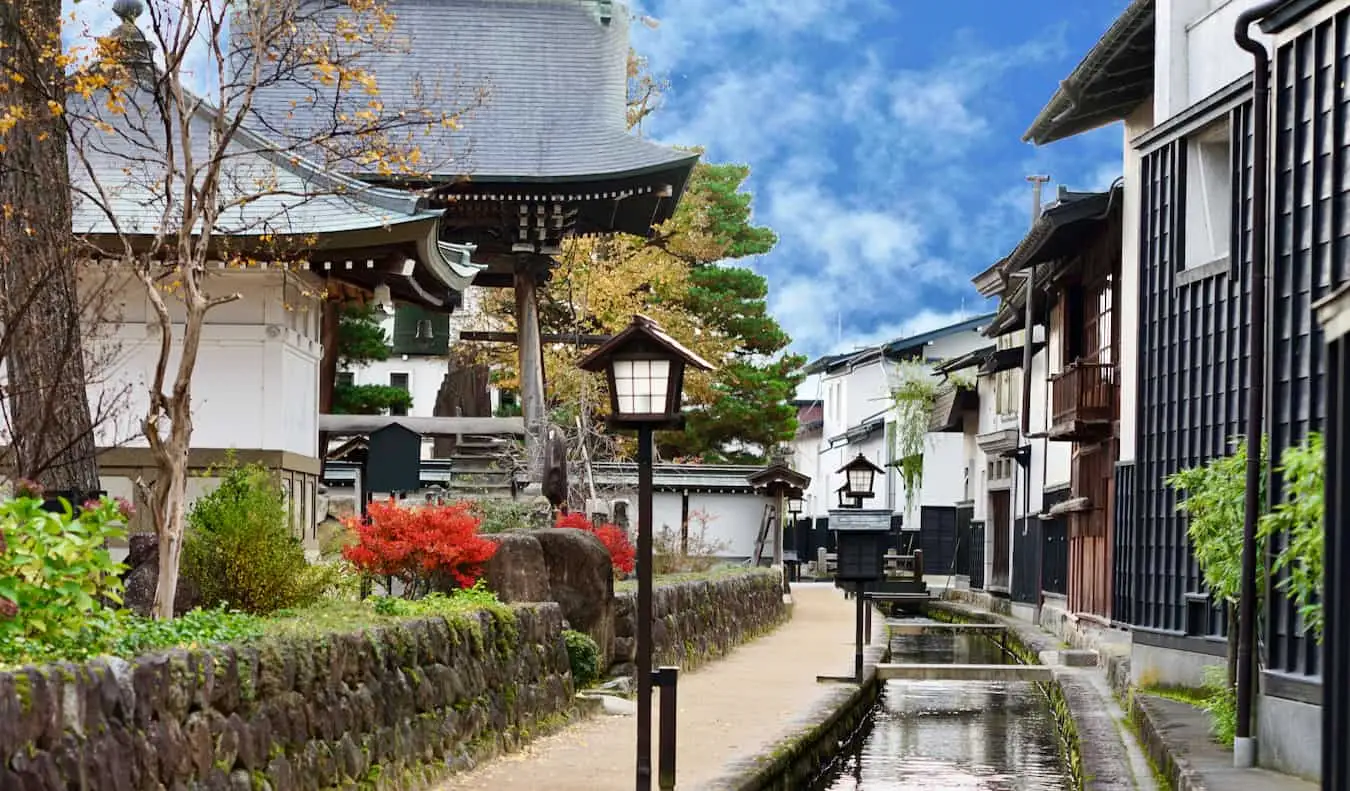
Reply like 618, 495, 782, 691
579, 314, 713, 791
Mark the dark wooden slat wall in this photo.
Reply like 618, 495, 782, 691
1113, 461, 1137, 626
1124, 99, 1253, 642
1265, 10, 1350, 681
1322, 333, 1349, 788
969, 520, 986, 590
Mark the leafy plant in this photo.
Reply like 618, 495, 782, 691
0, 495, 130, 653
1167, 436, 1267, 685
1201, 664, 1237, 747
563, 629, 602, 688
1260, 432, 1325, 642
556, 512, 636, 577
1166, 436, 1268, 607
469, 498, 535, 533
108, 607, 263, 659
332, 304, 414, 415
182, 459, 331, 615
343, 500, 498, 597
890, 360, 940, 514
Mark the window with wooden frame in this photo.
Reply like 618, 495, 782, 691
1183, 118, 1232, 269
995, 330, 1024, 417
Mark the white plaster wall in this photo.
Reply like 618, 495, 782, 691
790, 432, 828, 518
648, 491, 771, 559
1158, 0, 1273, 122
1119, 102, 1154, 463
83, 270, 322, 458
349, 355, 445, 419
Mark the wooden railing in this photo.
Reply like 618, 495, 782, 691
812, 549, 924, 581
1050, 362, 1115, 429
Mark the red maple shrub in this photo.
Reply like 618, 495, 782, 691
554, 512, 636, 576
343, 500, 498, 595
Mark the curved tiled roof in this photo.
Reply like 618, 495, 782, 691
245, 0, 697, 183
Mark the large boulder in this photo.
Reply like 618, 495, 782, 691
121, 533, 200, 616
529, 527, 615, 660
482, 532, 551, 603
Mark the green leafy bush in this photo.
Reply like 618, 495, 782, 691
1259, 432, 1325, 641
183, 460, 330, 614
469, 498, 534, 533
1201, 664, 1237, 747
563, 629, 601, 688
0, 495, 129, 656
1166, 436, 1267, 607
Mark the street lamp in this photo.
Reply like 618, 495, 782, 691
579, 314, 713, 791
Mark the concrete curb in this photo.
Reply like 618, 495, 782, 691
698, 606, 890, 791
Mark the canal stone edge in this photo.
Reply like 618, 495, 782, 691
927, 600, 1139, 791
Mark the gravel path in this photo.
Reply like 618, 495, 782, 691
433, 582, 858, 791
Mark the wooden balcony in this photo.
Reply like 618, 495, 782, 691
1049, 362, 1115, 441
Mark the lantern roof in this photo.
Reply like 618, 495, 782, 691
746, 461, 811, 497
836, 453, 885, 476
578, 314, 715, 373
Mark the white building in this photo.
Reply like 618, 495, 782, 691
798, 315, 995, 568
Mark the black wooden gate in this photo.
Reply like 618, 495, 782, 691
1010, 517, 1040, 605
955, 505, 974, 577
969, 520, 986, 590
919, 506, 958, 576
1041, 521, 1068, 595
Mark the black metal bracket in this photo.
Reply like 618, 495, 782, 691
1012, 444, 1032, 469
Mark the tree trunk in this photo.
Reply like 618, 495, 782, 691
151, 460, 188, 618
0, 0, 101, 494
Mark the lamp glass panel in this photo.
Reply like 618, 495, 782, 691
847, 466, 873, 495
612, 358, 671, 415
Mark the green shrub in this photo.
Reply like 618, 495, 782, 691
563, 629, 601, 688
1259, 432, 1325, 641
0, 495, 129, 658
468, 498, 534, 533
1201, 664, 1237, 747
183, 459, 329, 614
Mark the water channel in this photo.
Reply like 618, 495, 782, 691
812, 618, 1071, 790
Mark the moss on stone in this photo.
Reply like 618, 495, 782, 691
14, 671, 32, 714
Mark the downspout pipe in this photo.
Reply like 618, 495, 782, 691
1234, 1, 1280, 769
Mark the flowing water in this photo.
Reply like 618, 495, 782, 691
811, 621, 1072, 790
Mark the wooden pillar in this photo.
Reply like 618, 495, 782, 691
515, 258, 547, 476
316, 289, 341, 463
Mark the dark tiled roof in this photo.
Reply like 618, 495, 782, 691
1023, 0, 1155, 145
246, 0, 697, 183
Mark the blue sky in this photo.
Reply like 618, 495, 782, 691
631, 0, 1132, 360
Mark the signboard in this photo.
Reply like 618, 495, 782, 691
827, 509, 891, 532
367, 423, 422, 494
828, 509, 889, 582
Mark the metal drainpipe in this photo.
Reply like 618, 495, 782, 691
1234, 1, 1281, 769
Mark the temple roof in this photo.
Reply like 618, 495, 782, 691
70, 82, 483, 307
245, 0, 697, 187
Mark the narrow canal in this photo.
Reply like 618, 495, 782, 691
812, 619, 1071, 790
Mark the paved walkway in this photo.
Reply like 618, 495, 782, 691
1141, 694, 1318, 791
434, 582, 859, 791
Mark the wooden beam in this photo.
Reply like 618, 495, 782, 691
318, 414, 526, 436
459, 330, 612, 346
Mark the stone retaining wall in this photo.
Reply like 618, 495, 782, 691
609, 570, 789, 676
0, 605, 576, 790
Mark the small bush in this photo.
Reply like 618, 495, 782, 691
1201, 664, 1237, 746
0, 495, 130, 656
343, 500, 498, 597
183, 460, 329, 615
563, 629, 601, 688
469, 498, 535, 533
654, 508, 729, 575
555, 512, 636, 577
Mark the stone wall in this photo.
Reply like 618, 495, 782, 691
0, 605, 576, 790
609, 570, 789, 676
